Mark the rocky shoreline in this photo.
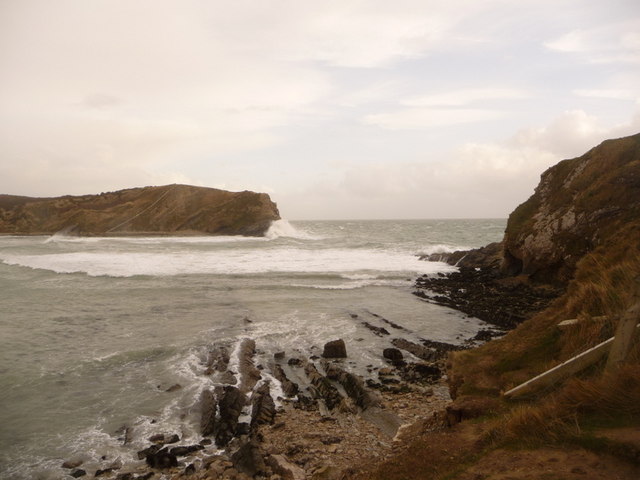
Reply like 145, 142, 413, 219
56, 251, 564, 480
57, 305, 475, 480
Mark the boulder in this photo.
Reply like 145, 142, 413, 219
231, 438, 267, 477
321, 339, 347, 358
382, 348, 404, 363
144, 447, 178, 469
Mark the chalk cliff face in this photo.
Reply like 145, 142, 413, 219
0, 184, 281, 236
502, 133, 640, 282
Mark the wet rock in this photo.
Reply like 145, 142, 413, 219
137, 444, 161, 460
321, 360, 379, 410
251, 381, 276, 429
215, 385, 247, 447
184, 463, 196, 475
70, 469, 86, 478
288, 357, 303, 367
169, 445, 205, 457
362, 322, 390, 337
95, 467, 115, 477
321, 339, 347, 358
304, 362, 343, 410
165, 383, 182, 392
382, 348, 404, 363
399, 362, 441, 383
231, 438, 267, 477
62, 459, 83, 469
114, 474, 133, 480
148, 432, 179, 445
391, 338, 437, 361
145, 447, 178, 469
272, 364, 299, 397
204, 346, 230, 375
200, 388, 217, 436
238, 338, 261, 393
414, 264, 561, 329
274, 351, 286, 360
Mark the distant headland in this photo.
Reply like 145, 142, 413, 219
0, 184, 281, 236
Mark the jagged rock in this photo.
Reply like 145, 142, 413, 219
205, 346, 230, 375
304, 362, 343, 409
321, 360, 379, 410
321, 339, 347, 358
0, 184, 280, 236
215, 385, 246, 447
200, 389, 217, 436
272, 364, 299, 397
237, 338, 261, 393
145, 447, 178, 469
391, 338, 437, 361
250, 381, 276, 429
231, 438, 267, 477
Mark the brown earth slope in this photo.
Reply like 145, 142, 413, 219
0, 184, 280, 236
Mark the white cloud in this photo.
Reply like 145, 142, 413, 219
545, 19, 640, 64
402, 88, 528, 107
363, 108, 504, 130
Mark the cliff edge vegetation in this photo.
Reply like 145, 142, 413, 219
0, 184, 280, 236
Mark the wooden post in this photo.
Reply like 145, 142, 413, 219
606, 300, 640, 371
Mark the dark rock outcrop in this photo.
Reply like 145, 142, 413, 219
0, 184, 280, 236
322, 339, 347, 358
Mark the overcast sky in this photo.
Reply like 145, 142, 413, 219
1, 0, 639, 219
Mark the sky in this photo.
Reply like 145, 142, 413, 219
1, 0, 639, 220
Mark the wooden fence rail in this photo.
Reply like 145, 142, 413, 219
504, 300, 640, 399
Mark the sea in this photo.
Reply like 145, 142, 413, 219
0, 218, 505, 479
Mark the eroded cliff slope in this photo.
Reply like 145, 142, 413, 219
0, 184, 280, 236
502, 133, 640, 282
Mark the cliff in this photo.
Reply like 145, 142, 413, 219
0, 184, 281, 236
502, 133, 640, 283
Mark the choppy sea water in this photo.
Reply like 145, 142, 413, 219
0, 219, 505, 479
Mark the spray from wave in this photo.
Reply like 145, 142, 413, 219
264, 219, 319, 240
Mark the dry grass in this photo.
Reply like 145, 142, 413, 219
498, 362, 640, 446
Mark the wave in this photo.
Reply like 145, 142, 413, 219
1, 247, 456, 277
264, 219, 320, 240
416, 243, 471, 257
